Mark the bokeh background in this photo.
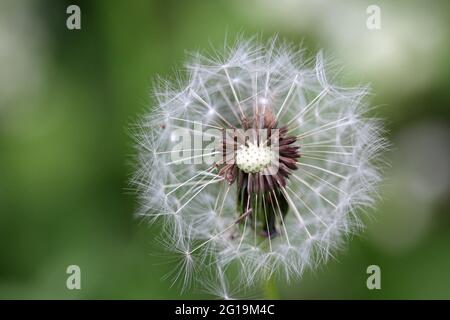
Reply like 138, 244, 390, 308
0, 0, 449, 299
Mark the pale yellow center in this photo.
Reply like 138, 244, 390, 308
236, 142, 276, 173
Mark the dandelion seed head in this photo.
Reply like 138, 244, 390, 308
133, 36, 388, 296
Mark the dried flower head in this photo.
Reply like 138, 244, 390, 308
132, 37, 387, 297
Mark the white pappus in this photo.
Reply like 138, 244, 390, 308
132, 36, 388, 298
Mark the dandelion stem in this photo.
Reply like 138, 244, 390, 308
264, 274, 279, 299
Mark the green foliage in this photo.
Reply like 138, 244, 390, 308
0, 0, 449, 299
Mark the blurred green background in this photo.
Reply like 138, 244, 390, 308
0, 0, 449, 299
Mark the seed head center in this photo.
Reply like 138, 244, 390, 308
236, 142, 275, 174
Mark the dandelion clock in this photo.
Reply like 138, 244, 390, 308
132, 37, 388, 298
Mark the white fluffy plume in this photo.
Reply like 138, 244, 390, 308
132, 36, 388, 297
